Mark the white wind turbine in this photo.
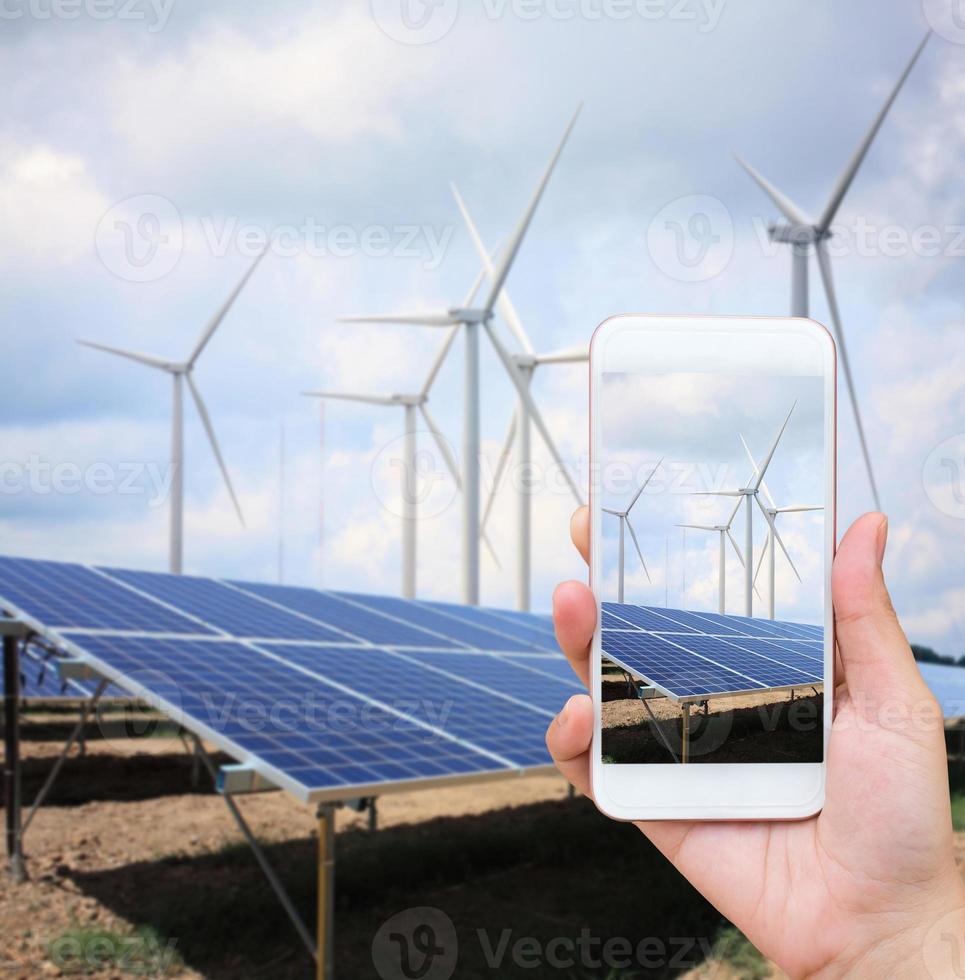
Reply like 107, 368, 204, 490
303, 271, 501, 599
604, 459, 662, 603
696, 403, 796, 617
739, 434, 823, 620
451, 183, 587, 611
736, 32, 930, 512
339, 106, 584, 605
78, 247, 268, 573
674, 496, 751, 614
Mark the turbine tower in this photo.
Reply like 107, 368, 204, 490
740, 434, 823, 620
603, 459, 662, 603
674, 497, 749, 614
697, 403, 796, 617
736, 32, 930, 512
340, 107, 583, 605
303, 287, 501, 599
78, 247, 267, 573
452, 183, 587, 611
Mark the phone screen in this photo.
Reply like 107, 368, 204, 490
595, 320, 831, 768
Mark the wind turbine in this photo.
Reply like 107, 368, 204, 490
452, 183, 587, 611
739, 434, 823, 620
78, 247, 267, 573
674, 496, 750, 614
696, 403, 796, 617
603, 459, 662, 603
304, 274, 500, 598
736, 32, 930, 512
339, 106, 583, 605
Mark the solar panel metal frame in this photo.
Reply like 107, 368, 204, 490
0, 562, 564, 804
600, 602, 826, 704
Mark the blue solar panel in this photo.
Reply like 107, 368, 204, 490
600, 602, 826, 700
482, 608, 558, 639
401, 650, 580, 713
499, 654, 581, 688
101, 568, 349, 643
69, 634, 510, 796
260, 644, 554, 768
0, 557, 210, 634
231, 582, 455, 649
418, 600, 555, 652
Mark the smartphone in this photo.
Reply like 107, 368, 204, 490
589, 315, 835, 820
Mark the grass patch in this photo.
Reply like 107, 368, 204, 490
709, 926, 768, 979
951, 792, 965, 831
47, 925, 183, 976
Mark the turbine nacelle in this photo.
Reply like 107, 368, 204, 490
768, 224, 830, 246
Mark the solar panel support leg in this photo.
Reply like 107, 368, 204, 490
3, 632, 26, 882
681, 704, 691, 765
640, 698, 679, 764
317, 804, 336, 980
21, 679, 107, 840
191, 738, 318, 965
368, 797, 378, 834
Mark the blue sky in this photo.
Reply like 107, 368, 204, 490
1, 0, 963, 654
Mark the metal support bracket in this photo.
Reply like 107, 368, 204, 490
639, 695, 680, 764
217, 763, 280, 796
3, 625, 29, 882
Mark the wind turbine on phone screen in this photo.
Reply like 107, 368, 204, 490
604, 458, 662, 603
735, 32, 930, 512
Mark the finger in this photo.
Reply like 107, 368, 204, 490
570, 505, 589, 566
832, 512, 932, 709
546, 694, 593, 797
553, 580, 596, 687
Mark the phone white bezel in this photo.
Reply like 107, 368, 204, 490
589, 314, 836, 821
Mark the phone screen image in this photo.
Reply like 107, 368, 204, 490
596, 329, 831, 768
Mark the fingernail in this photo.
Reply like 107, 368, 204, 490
876, 515, 888, 566
557, 702, 570, 728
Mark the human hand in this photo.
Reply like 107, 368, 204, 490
547, 508, 965, 977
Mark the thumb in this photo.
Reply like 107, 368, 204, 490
832, 512, 929, 709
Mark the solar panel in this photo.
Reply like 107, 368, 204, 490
420, 600, 556, 651
0, 557, 211, 634
601, 601, 825, 701
230, 582, 457, 649
260, 644, 554, 768
498, 654, 582, 688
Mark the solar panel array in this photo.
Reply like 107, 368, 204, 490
601, 601, 824, 701
0, 556, 580, 802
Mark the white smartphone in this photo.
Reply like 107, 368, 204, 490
589, 315, 835, 821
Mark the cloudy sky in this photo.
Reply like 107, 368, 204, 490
1, 0, 962, 654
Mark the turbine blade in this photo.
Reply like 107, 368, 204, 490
739, 434, 776, 509
481, 105, 581, 315
734, 154, 812, 227
185, 374, 244, 527
674, 523, 716, 531
480, 410, 517, 535
815, 240, 881, 509
460, 264, 487, 308
817, 32, 931, 232
777, 504, 824, 513
753, 529, 769, 586
693, 490, 743, 497
338, 312, 458, 327
451, 184, 535, 354
481, 528, 502, 571
189, 243, 269, 367
300, 390, 397, 406
483, 323, 584, 505
76, 340, 171, 371
726, 528, 746, 568
421, 326, 460, 396
627, 457, 664, 513
771, 520, 802, 582
754, 401, 796, 489
625, 516, 652, 584
726, 494, 743, 528
533, 344, 589, 365
419, 403, 460, 488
